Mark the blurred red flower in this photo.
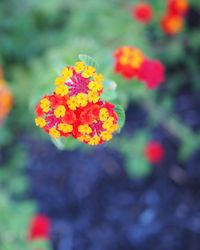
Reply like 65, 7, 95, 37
144, 141, 165, 164
132, 2, 153, 24
138, 59, 165, 89
28, 214, 51, 241
168, 0, 189, 16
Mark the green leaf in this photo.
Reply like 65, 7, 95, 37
51, 137, 65, 150
114, 104, 125, 132
126, 155, 152, 178
51, 136, 80, 151
101, 80, 117, 101
78, 54, 97, 68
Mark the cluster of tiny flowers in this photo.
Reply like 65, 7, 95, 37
0, 68, 12, 124
161, 0, 189, 35
132, 2, 153, 24
35, 61, 119, 145
113, 46, 165, 89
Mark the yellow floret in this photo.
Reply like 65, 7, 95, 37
82, 66, 95, 78
49, 128, 60, 139
40, 98, 50, 113
74, 61, 85, 73
99, 108, 109, 122
88, 81, 103, 92
62, 67, 73, 79
55, 85, 68, 97
107, 123, 119, 133
88, 135, 100, 145
76, 93, 88, 107
93, 73, 104, 83
78, 124, 92, 135
100, 131, 112, 141
88, 91, 99, 103
54, 76, 66, 86
102, 117, 114, 130
54, 105, 66, 118
58, 123, 73, 133
77, 135, 91, 143
67, 97, 78, 110
35, 117, 46, 128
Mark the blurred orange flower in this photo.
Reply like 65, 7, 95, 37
161, 0, 189, 35
168, 0, 189, 16
161, 14, 184, 35
0, 67, 13, 124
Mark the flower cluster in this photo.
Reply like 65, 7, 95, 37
0, 68, 12, 124
161, 0, 189, 35
113, 46, 165, 89
35, 61, 119, 145
132, 2, 153, 24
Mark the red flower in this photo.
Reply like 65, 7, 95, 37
168, 0, 189, 16
28, 214, 51, 241
62, 109, 77, 124
144, 141, 165, 164
138, 59, 165, 89
132, 2, 153, 24
35, 105, 44, 117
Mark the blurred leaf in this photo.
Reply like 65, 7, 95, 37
114, 104, 125, 132
78, 54, 97, 68
51, 136, 80, 151
126, 155, 152, 178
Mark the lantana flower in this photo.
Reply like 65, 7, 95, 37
160, 0, 188, 35
132, 2, 153, 24
0, 67, 12, 124
168, 0, 189, 16
144, 141, 165, 164
161, 13, 184, 35
28, 214, 51, 241
138, 59, 165, 89
35, 60, 120, 145
113, 46, 165, 89
113, 46, 145, 79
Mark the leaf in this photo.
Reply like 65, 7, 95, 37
114, 104, 125, 132
78, 54, 97, 68
51, 136, 80, 151
51, 137, 65, 150
120, 131, 152, 178
101, 80, 117, 101
126, 155, 152, 178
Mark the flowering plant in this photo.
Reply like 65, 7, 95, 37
113, 46, 165, 89
35, 55, 125, 148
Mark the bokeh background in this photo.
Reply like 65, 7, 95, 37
1, 0, 200, 249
